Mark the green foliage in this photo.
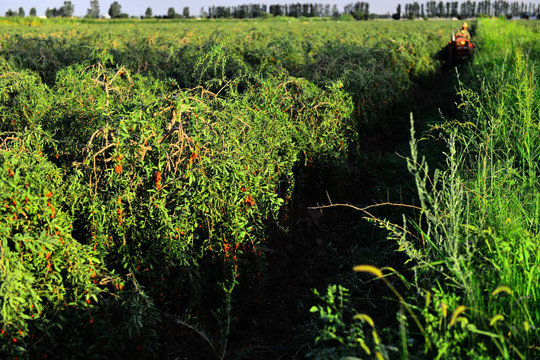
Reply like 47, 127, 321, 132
0, 130, 103, 357
394, 18, 540, 359
308, 285, 387, 359
302, 41, 413, 129
0, 64, 51, 132
310, 18, 540, 360
0, 17, 467, 358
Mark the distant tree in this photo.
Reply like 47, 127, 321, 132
426, 0, 436, 17
451, 1, 459, 18
510, 2, 520, 17
30, 7, 37, 16
109, 1, 122, 18
183, 7, 190, 18
437, 1, 445, 17
493, 0, 509, 17
309, 4, 317, 17
301, 3, 308, 16
215, 6, 231, 18
18, 7, 25, 17
459, 0, 476, 18
167, 7, 176, 18
5, 9, 15, 17
47, 8, 62, 17
392, 4, 401, 19
323, 4, 330, 17
470, 0, 477, 17
250, 4, 262, 18
60, 1, 74, 17
332, 4, 339, 17
87, 0, 100, 18
344, 2, 370, 20
234, 5, 243, 18
145, 7, 153, 18
291, 3, 302, 17
415, 2, 421, 17
200, 6, 207, 18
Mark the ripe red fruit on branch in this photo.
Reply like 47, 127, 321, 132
156, 171, 162, 189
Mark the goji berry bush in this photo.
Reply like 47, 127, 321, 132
0, 17, 454, 358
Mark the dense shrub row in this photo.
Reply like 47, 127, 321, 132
0, 18, 454, 358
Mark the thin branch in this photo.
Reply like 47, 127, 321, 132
308, 193, 425, 241
308, 201, 424, 213
166, 315, 222, 360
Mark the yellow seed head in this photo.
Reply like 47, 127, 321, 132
492, 286, 513, 296
449, 305, 466, 327
353, 265, 383, 278
490, 314, 504, 326
354, 313, 375, 327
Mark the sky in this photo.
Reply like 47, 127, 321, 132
2, 0, 540, 17
1, 0, 413, 17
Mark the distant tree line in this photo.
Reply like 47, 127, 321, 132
344, 2, 371, 19
268, 3, 338, 17
201, 2, 371, 19
45, 1, 75, 18
206, 4, 267, 19
4, 7, 34, 17
394, 1, 539, 19
147, 7, 191, 19
5, 0, 538, 20
3, 0, 371, 20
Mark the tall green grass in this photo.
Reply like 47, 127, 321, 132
401, 18, 540, 358
312, 18, 540, 360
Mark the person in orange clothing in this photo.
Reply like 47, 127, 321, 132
457, 22, 471, 39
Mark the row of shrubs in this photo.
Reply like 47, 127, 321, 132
0, 19, 453, 358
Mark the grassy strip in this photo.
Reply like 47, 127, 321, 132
403, 18, 539, 358
310, 18, 539, 360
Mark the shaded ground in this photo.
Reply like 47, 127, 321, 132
225, 67, 462, 359
163, 66, 463, 359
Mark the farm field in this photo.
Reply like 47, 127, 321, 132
0, 16, 539, 359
